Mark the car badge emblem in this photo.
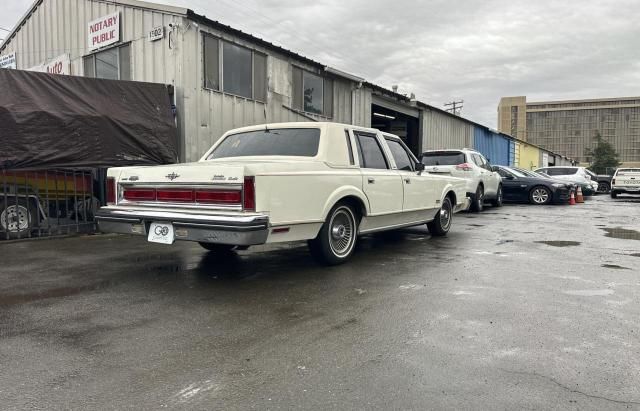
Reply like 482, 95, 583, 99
165, 172, 180, 181
128, 175, 139, 182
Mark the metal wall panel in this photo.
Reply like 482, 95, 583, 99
509, 140, 516, 166
472, 127, 511, 165
421, 109, 473, 151
517, 141, 541, 170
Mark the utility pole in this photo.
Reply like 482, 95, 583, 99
444, 100, 464, 116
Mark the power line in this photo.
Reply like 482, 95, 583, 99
444, 100, 464, 116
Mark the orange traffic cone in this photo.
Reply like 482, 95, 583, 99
576, 186, 584, 203
569, 191, 576, 205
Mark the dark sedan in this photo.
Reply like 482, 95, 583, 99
495, 166, 572, 205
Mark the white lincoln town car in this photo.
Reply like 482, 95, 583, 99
96, 122, 470, 264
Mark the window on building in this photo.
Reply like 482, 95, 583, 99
83, 43, 131, 80
202, 35, 267, 102
292, 66, 333, 117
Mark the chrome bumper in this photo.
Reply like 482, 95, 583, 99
95, 207, 269, 246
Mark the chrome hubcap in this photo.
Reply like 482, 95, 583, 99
328, 207, 355, 257
440, 201, 452, 230
532, 189, 549, 204
1, 205, 30, 232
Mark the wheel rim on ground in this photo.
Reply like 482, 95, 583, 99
497, 187, 502, 204
328, 207, 355, 257
440, 199, 452, 230
0, 205, 30, 233
597, 183, 609, 193
477, 187, 484, 207
532, 188, 549, 204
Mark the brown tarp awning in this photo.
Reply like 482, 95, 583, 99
0, 69, 178, 169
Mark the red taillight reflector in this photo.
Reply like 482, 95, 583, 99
272, 227, 290, 234
106, 177, 116, 205
156, 189, 194, 202
195, 190, 241, 204
243, 176, 255, 211
123, 188, 156, 201
455, 163, 474, 171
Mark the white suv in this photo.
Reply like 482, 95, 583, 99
535, 166, 599, 195
420, 148, 502, 212
611, 168, 640, 198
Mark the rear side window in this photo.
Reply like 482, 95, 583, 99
472, 154, 488, 169
355, 133, 388, 169
421, 152, 465, 166
385, 138, 414, 171
207, 128, 320, 159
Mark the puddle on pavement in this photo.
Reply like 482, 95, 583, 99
601, 264, 630, 270
0, 279, 116, 307
535, 240, 581, 247
564, 289, 614, 296
631, 253, 640, 257
601, 227, 640, 241
466, 224, 485, 227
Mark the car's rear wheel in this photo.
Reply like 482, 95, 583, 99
1, 200, 36, 240
470, 185, 484, 212
597, 182, 610, 193
529, 186, 551, 205
490, 185, 503, 207
427, 197, 453, 236
308, 202, 358, 265
198, 243, 236, 252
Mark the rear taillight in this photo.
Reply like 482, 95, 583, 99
612, 178, 616, 184
106, 177, 116, 205
123, 188, 156, 201
195, 190, 241, 204
243, 176, 255, 211
156, 189, 194, 202
455, 163, 473, 171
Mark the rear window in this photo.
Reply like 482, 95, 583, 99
421, 152, 465, 166
617, 168, 640, 175
207, 128, 320, 159
546, 168, 578, 176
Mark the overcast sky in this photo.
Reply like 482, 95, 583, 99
2, 0, 640, 128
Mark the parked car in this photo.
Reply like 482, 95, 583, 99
511, 167, 578, 193
534, 166, 599, 195
611, 168, 640, 198
96, 122, 470, 265
495, 166, 571, 205
419, 148, 502, 212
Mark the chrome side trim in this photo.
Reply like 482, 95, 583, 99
358, 219, 431, 235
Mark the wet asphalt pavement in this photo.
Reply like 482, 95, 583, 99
1, 195, 640, 410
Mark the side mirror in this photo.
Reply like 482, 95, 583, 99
415, 162, 425, 172
491, 165, 500, 172
505, 174, 515, 180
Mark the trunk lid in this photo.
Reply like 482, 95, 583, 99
118, 162, 244, 184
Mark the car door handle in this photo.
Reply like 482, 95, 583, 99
368, 177, 375, 184
404, 178, 411, 184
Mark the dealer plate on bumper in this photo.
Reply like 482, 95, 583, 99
148, 222, 175, 244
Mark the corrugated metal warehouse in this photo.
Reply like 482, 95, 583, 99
0, 0, 572, 167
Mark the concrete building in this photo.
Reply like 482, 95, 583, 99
498, 96, 640, 166
0, 0, 572, 169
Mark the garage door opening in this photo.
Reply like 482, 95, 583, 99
371, 104, 420, 155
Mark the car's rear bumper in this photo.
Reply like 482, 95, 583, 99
612, 187, 640, 194
95, 207, 270, 245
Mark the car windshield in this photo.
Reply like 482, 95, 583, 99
421, 152, 465, 166
206, 128, 321, 159
514, 167, 543, 178
502, 167, 527, 177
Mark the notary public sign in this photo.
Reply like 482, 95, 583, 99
28, 54, 70, 75
88, 12, 120, 51
0, 52, 17, 69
